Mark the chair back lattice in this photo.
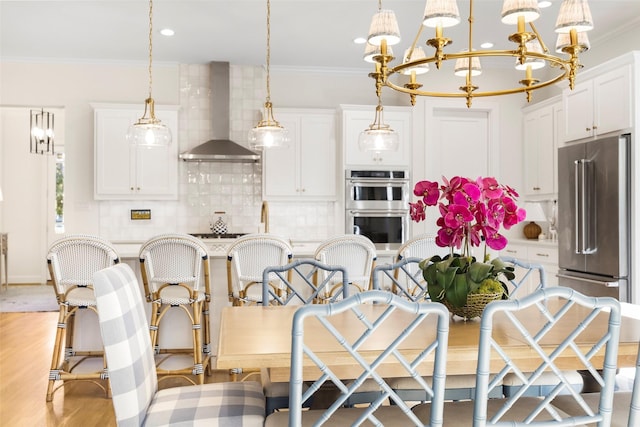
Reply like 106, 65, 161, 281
629, 335, 640, 426
372, 257, 428, 301
138, 233, 210, 301
498, 256, 547, 299
474, 286, 621, 426
47, 234, 120, 300
226, 234, 293, 303
93, 264, 157, 426
261, 259, 349, 305
314, 234, 376, 292
395, 234, 450, 263
288, 290, 450, 426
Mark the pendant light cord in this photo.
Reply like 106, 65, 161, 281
265, 0, 271, 103
147, 0, 154, 99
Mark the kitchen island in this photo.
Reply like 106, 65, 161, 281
76, 237, 400, 369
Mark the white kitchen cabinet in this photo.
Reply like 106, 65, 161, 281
522, 98, 561, 198
341, 105, 412, 167
93, 104, 179, 200
263, 108, 336, 200
500, 240, 559, 295
563, 64, 632, 142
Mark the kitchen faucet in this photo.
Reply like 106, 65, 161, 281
260, 201, 269, 233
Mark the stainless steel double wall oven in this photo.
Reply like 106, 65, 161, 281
345, 169, 410, 245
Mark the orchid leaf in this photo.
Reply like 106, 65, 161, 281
468, 261, 494, 282
446, 273, 470, 307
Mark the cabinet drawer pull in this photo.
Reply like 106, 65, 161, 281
586, 127, 591, 131
535, 253, 549, 257
532, 187, 540, 191
505, 249, 517, 254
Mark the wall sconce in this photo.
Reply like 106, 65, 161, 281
30, 108, 55, 155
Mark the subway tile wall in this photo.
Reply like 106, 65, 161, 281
99, 64, 336, 242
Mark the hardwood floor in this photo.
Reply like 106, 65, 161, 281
0, 311, 238, 426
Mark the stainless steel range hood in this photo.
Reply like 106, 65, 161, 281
179, 62, 260, 163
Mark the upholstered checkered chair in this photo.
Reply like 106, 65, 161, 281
93, 263, 265, 426
264, 290, 450, 426
46, 234, 120, 402
226, 233, 293, 306
314, 234, 377, 296
138, 233, 212, 385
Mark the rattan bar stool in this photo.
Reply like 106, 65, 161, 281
45, 234, 120, 402
139, 233, 212, 385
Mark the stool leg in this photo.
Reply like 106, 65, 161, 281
46, 305, 67, 401
149, 300, 161, 354
203, 299, 212, 375
191, 301, 204, 385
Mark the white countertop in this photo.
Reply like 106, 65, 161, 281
112, 238, 400, 260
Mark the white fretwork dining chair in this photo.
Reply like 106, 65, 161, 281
226, 233, 293, 306
260, 259, 349, 414
498, 256, 584, 398
93, 263, 265, 426
45, 234, 120, 402
373, 257, 503, 402
551, 304, 640, 427
313, 234, 377, 296
413, 287, 622, 426
138, 233, 211, 385
264, 290, 450, 426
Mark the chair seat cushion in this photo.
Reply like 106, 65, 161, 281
412, 397, 571, 426
502, 370, 584, 397
144, 381, 265, 426
65, 286, 97, 307
157, 286, 206, 305
265, 406, 420, 427
552, 391, 632, 427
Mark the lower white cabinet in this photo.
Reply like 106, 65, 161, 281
93, 104, 179, 200
341, 104, 412, 168
263, 108, 336, 200
500, 240, 559, 295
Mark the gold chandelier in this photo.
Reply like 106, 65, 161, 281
367, 0, 593, 107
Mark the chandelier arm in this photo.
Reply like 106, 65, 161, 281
405, 21, 426, 63
385, 68, 569, 98
528, 21, 549, 54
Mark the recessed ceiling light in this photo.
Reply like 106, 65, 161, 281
480, 42, 494, 49
538, 1, 552, 8
353, 37, 367, 45
160, 28, 175, 37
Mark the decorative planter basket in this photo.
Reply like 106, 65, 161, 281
443, 292, 503, 320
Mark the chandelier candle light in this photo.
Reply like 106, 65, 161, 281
366, 0, 594, 107
249, 0, 288, 150
30, 108, 55, 155
126, 0, 172, 147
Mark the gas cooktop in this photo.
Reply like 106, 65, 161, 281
189, 233, 248, 239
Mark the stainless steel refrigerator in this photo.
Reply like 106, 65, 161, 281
557, 133, 631, 302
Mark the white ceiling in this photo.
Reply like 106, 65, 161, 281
1, 1, 639, 72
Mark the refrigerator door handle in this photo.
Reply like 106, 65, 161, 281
582, 159, 597, 255
557, 273, 619, 288
574, 160, 582, 254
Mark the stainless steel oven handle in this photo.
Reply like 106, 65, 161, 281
348, 178, 409, 184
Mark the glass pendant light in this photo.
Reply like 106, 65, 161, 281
358, 96, 399, 152
126, 0, 172, 147
249, 0, 288, 150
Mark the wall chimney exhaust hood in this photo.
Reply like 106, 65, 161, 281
179, 62, 260, 163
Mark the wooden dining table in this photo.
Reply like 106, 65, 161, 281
216, 300, 640, 383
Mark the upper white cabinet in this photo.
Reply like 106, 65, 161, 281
341, 105, 412, 167
93, 104, 179, 200
522, 97, 561, 198
263, 108, 337, 200
563, 63, 632, 142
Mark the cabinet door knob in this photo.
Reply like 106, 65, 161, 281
592, 125, 598, 130
130, 187, 134, 191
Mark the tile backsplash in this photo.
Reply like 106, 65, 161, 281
99, 63, 337, 242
